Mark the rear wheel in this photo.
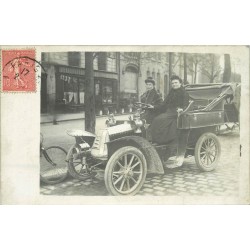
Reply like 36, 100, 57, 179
104, 146, 147, 196
195, 133, 221, 171
40, 146, 68, 185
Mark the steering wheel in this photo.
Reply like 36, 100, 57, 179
134, 102, 152, 109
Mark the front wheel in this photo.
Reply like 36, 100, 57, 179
40, 146, 68, 185
104, 146, 147, 196
67, 146, 95, 181
195, 133, 221, 171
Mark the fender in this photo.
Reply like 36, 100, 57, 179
67, 129, 96, 147
65, 144, 76, 162
107, 136, 164, 175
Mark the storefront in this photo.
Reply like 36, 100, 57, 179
56, 65, 85, 112
41, 64, 118, 114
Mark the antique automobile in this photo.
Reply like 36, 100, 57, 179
65, 83, 236, 196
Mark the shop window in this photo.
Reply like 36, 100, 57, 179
119, 92, 138, 112
94, 80, 102, 110
60, 73, 85, 104
102, 81, 113, 104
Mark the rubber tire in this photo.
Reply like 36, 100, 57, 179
67, 146, 95, 181
104, 146, 147, 196
195, 133, 221, 172
40, 146, 68, 185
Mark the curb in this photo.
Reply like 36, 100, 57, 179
40, 113, 131, 124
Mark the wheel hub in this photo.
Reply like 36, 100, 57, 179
206, 146, 214, 155
123, 167, 133, 178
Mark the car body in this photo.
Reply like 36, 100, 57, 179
66, 83, 236, 196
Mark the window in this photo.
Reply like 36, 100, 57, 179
124, 66, 138, 93
103, 82, 113, 103
68, 52, 80, 67
60, 74, 85, 104
95, 79, 116, 105
152, 70, 155, 80
107, 52, 117, 72
93, 56, 98, 70
98, 52, 107, 71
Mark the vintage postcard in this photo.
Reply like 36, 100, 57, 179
0, 45, 249, 204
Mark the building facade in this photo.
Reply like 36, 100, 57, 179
41, 51, 198, 116
41, 52, 118, 114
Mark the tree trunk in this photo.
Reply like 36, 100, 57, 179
183, 53, 187, 84
116, 52, 120, 112
137, 52, 141, 100
223, 54, 231, 83
85, 52, 96, 133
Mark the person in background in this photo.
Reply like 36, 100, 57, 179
140, 77, 163, 124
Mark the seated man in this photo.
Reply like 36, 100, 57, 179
147, 75, 190, 167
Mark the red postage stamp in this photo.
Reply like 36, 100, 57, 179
1, 49, 37, 92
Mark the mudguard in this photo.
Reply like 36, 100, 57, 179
66, 129, 96, 147
65, 144, 76, 162
107, 136, 164, 175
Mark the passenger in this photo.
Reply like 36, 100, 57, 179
140, 77, 163, 124
148, 75, 190, 145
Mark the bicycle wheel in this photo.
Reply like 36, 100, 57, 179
40, 146, 68, 185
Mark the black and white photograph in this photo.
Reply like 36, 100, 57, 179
38, 47, 247, 199
1, 1, 250, 250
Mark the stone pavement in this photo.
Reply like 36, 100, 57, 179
40, 129, 240, 197
138, 157, 238, 196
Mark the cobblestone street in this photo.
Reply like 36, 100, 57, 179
40, 118, 240, 196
